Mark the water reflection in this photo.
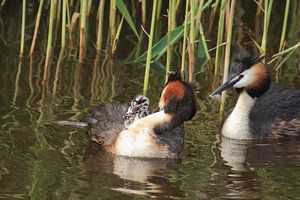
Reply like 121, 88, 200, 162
83, 142, 183, 198
219, 136, 300, 199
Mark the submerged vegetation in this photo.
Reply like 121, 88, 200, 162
1, 0, 300, 113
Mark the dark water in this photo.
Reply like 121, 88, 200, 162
0, 1, 300, 199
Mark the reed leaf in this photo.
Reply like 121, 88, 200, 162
112, 16, 124, 52
135, 25, 187, 63
116, 0, 140, 39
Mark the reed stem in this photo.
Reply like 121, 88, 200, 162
143, 0, 158, 96
20, 0, 26, 58
44, 0, 55, 80
30, 0, 43, 55
141, 0, 146, 26
156, 0, 162, 21
188, 0, 195, 82
214, 0, 227, 77
261, 0, 273, 55
279, 0, 290, 52
109, 0, 116, 53
220, 0, 235, 117
96, 0, 105, 52
181, 0, 189, 78
166, 0, 176, 81
209, 0, 220, 31
61, 0, 67, 48
79, 0, 87, 63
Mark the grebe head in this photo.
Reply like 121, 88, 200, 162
159, 72, 197, 123
211, 50, 271, 98
123, 95, 150, 127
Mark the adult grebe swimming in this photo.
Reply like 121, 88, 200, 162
82, 72, 197, 157
211, 50, 300, 140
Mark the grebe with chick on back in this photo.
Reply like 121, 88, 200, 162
210, 50, 300, 140
82, 72, 197, 158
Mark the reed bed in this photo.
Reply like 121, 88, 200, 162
7, 0, 299, 115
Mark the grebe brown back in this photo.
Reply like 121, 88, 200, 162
82, 72, 197, 158
211, 50, 300, 140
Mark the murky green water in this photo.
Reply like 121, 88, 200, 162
0, 1, 300, 199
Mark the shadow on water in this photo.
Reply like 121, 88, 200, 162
0, 0, 300, 199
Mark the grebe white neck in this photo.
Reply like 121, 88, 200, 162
222, 91, 255, 140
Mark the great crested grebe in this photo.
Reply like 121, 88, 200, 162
82, 72, 197, 158
210, 50, 300, 140
123, 95, 150, 128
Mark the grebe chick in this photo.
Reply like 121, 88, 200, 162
210, 50, 300, 140
82, 72, 197, 158
123, 95, 150, 128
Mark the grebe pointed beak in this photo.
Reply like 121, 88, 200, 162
210, 75, 242, 97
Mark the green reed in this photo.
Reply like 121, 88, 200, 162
96, 0, 105, 53
166, 0, 176, 81
143, 0, 158, 96
180, 0, 189, 78
10, 0, 297, 108
278, 0, 290, 52
79, 0, 87, 63
44, 0, 55, 80
214, 0, 227, 77
61, 0, 67, 48
188, 0, 195, 82
30, 0, 43, 55
109, 0, 116, 53
19, 0, 26, 58
220, 0, 236, 117
261, 0, 273, 55
141, 0, 146, 26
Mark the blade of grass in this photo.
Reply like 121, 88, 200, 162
116, 0, 140, 39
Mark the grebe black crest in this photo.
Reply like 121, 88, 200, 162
211, 50, 300, 140
82, 72, 197, 158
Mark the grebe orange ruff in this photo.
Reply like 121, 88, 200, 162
210, 51, 300, 140
82, 72, 197, 158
